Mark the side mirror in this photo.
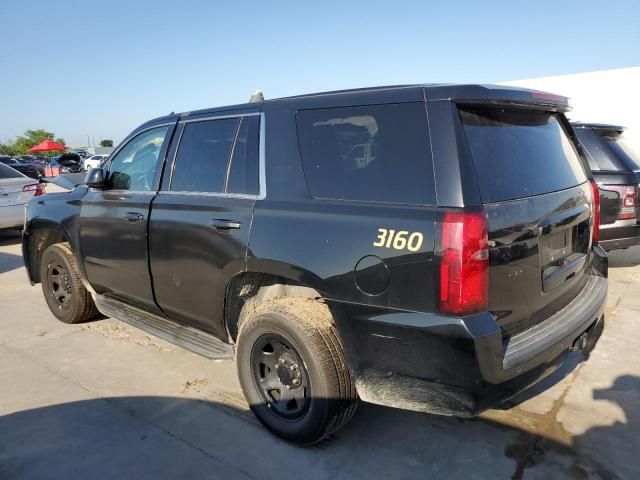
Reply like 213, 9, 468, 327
84, 167, 105, 188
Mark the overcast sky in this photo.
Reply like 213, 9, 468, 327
1, 0, 638, 147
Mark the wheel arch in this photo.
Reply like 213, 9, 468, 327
24, 221, 76, 284
223, 265, 326, 342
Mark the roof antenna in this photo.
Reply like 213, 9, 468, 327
249, 90, 264, 103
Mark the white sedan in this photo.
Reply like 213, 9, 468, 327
83, 154, 109, 171
0, 163, 45, 230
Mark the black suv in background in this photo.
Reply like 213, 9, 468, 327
0, 156, 43, 179
23, 85, 607, 445
573, 123, 640, 250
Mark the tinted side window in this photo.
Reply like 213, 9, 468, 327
171, 119, 239, 193
226, 115, 260, 195
108, 126, 169, 191
296, 103, 435, 205
574, 128, 625, 171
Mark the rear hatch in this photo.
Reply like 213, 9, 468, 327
458, 106, 593, 338
574, 126, 640, 225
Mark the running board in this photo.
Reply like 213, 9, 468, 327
94, 296, 233, 360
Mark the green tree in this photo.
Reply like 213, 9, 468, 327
99, 139, 113, 147
13, 129, 55, 154
0, 142, 18, 156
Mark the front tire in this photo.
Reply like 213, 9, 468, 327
40, 243, 99, 324
236, 297, 358, 445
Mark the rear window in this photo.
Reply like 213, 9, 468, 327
601, 133, 640, 171
574, 128, 627, 171
459, 107, 587, 203
0, 163, 24, 179
296, 103, 435, 205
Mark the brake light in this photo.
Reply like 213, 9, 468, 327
618, 186, 637, 220
23, 183, 46, 196
589, 179, 600, 245
439, 211, 489, 315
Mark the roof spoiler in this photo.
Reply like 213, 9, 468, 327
426, 85, 570, 111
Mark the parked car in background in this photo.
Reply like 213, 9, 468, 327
56, 153, 83, 173
0, 163, 45, 230
0, 156, 43, 179
573, 123, 640, 251
83, 154, 109, 171
15, 155, 46, 176
68, 150, 88, 159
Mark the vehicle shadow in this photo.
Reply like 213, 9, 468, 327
1, 376, 636, 480
0, 252, 24, 274
607, 245, 640, 268
0, 230, 22, 247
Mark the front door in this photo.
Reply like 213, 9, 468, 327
79, 124, 174, 312
149, 113, 261, 336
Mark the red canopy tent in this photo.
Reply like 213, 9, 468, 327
27, 139, 67, 176
27, 139, 66, 153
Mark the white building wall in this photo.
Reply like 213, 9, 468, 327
501, 66, 640, 147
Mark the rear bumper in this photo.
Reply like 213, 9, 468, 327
599, 221, 640, 250
330, 249, 608, 416
0, 204, 27, 229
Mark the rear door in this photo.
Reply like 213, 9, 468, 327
148, 112, 261, 337
457, 106, 593, 338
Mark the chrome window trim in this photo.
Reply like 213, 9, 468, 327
258, 112, 266, 200
88, 189, 157, 196
178, 112, 260, 124
167, 111, 266, 200
158, 190, 258, 200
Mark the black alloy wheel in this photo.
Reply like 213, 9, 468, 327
46, 261, 73, 312
251, 334, 311, 420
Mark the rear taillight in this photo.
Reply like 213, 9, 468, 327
439, 210, 489, 316
599, 185, 637, 221
23, 183, 46, 196
589, 179, 600, 245
618, 186, 637, 220
606, 185, 638, 220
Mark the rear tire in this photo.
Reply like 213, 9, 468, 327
236, 297, 358, 445
40, 243, 99, 324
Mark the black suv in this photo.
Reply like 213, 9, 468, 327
0, 156, 42, 179
572, 123, 640, 250
23, 84, 607, 445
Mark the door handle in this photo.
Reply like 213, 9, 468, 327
124, 212, 144, 223
209, 219, 241, 230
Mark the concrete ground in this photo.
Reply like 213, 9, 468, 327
0, 228, 638, 480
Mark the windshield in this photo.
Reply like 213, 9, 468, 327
459, 107, 587, 203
